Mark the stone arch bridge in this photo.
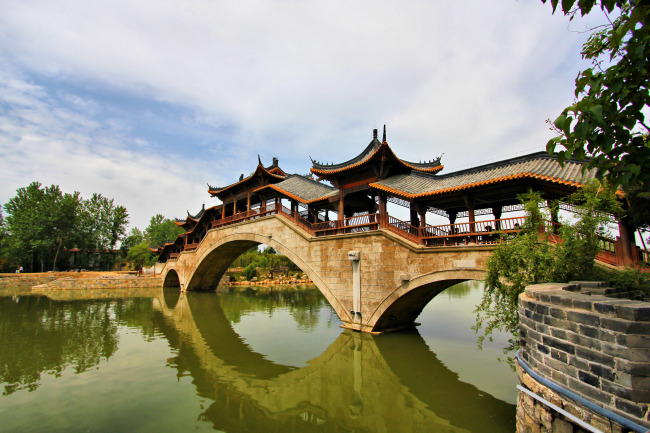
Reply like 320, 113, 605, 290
160, 213, 489, 333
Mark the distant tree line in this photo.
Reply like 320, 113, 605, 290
1, 182, 129, 272
231, 246, 301, 281
123, 215, 184, 271
0, 182, 184, 273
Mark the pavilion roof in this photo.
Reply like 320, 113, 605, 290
254, 174, 337, 204
207, 158, 286, 197
174, 204, 206, 225
370, 152, 596, 199
310, 128, 443, 178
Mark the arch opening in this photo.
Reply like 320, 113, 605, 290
373, 279, 469, 332
370, 269, 486, 333
187, 240, 260, 291
184, 233, 347, 325
163, 269, 181, 288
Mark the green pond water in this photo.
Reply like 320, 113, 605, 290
0, 281, 516, 433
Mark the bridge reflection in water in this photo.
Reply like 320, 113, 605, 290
155, 288, 515, 433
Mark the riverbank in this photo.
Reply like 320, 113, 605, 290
0, 271, 313, 292
0, 271, 161, 292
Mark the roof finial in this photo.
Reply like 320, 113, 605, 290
382, 125, 387, 143
373, 128, 378, 139
258, 154, 262, 165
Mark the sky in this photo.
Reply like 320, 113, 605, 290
0, 0, 607, 230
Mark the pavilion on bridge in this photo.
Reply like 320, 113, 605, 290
154, 127, 645, 267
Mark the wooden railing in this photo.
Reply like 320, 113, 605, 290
313, 213, 378, 236
420, 216, 528, 246
387, 216, 420, 243
165, 207, 645, 269
184, 242, 199, 251
640, 248, 650, 266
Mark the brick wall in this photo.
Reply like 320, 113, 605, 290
519, 282, 650, 427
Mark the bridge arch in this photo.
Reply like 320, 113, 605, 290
184, 232, 350, 323
162, 268, 181, 288
369, 269, 486, 332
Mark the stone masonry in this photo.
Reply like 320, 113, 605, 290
518, 282, 650, 432
160, 214, 493, 333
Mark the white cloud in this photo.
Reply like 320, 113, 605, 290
0, 0, 609, 226
0, 65, 213, 229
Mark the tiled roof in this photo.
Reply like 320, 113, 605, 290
208, 161, 286, 196
311, 137, 381, 171
255, 175, 337, 204
371, 152, 596, 198
310, 129, 442, 176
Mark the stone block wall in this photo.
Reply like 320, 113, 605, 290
518, 282, 650, 431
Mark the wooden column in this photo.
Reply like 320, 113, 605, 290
410, 203, 419, 227
550, 205, 559, 234
246, 191, 251, 212
378, 192, 387, 229
493, 206, 502, 231
221, 202, 226, 221
417, 204, 426, 228
292, 200, 299, 222
464, 195, 476, 244
618, 217, 636, 266
338, 187, 345, 222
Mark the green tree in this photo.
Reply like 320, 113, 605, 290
544, 0, 650, 190
475, 185, 622, 356
242, 262, 258, 281
145, 214, 184, 248
121, 227, 145, 254
3, 182, 82, 272
75, 194, 129, 270
127, 242, 156, 270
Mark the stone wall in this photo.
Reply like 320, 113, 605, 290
518, 282, 650, 432
0, 274, 58, 289
162, 214, 493, 332
33, 275, 162, 291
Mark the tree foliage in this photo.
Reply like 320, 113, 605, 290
543, 0, 650, 190
2, 182, 129, 272
145, 214, 184, 248
475, 185, 623, 356
127, 242, 156, 270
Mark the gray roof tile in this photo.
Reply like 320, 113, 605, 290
374, 152, 596, 196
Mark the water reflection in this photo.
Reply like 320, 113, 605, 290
0, 297, 119, 395
157, 289, 515, 432
0, 285, 515, 432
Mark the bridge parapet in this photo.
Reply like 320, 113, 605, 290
517, 282, 650, 432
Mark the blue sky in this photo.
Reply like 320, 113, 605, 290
0, 0, 606, 230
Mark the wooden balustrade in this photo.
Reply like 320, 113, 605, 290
387, 216, 420, 243
168, 208, 636, 269
420, 216, 527, 246
313, 213, 378, 236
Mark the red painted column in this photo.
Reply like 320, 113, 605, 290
378, 193, 387, 229
618, 218, 636, 266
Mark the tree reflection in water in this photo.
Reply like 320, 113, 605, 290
0, 297, 119, 395
0, 285, 515, 433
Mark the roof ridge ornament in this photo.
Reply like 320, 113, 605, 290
382, 125, 387, 143
258, 154, 262, 165
373, 128, 378, 139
